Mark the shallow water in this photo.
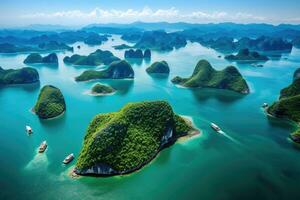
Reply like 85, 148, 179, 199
1, 35, 300, 200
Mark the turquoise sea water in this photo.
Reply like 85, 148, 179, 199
1, 35, 300, 200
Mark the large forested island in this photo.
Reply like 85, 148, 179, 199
146, 61, 170, 74
83, 33, 108, 45
267, 71, 300, 143
75, 60, 134, 81
24, 53, 58, 64
74, 101, 198, 176
64, 49, 120, 66
0, 67, 39, 84
33, 85, 66, 119
171, 60, 249, 94
225, 48, 269, 61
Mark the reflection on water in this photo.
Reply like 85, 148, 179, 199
0, 81, 40, 92
190, 88, 245, 103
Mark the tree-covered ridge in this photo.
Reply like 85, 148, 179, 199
75, 101, 196, 176
91, 83, 115, 94
84, 33, 109, 45
0, 67, 39, 84
146, 61, 170, 74
75, 60, 134, 81
34, 85, 66, 119
197, 36, 292, 52
267, 71, 300, 143
171, 60, 249, 94
24, 53, 58, 64
63, 49, 120, 66
134, 30, 187, 51
225, 48, 269, 61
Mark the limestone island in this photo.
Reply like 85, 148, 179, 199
74, 101, 199, 176
38, 41, 73, 52
225, 48, 269, 62
0, 67, 39, 85
124, 49, 151, 59
267, 72, 300, 143
24, 53, 58, 64
146, 61, 170, 74
91, 83, 116, 95
64, 49, 120, 66
75, 60, 134, 82
33, 85, 66, 119
84, 33, 108, 45
171, 60, 249, 94
113, 44, 132, 50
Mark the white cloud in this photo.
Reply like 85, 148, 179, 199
20, 7, 266, 24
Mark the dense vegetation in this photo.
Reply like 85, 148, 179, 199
0, 67, 39, 84
91, 83, 115, 94
33, 85, 66, 119
124, 49, 151, 59
197, 36, 292, 52
38, 41, 73, 51
75, 101, 196, 175
64, 49, 120, 66
84, 33, 108, 45
24, 53, 58, 64
267, 71, 300, 143
134, 30, 187, 51
146, 61, 170, 74
171, 59, 249, 94
75, 60, 134, 81
225, 48, 269, 61
121, 32, 143, 42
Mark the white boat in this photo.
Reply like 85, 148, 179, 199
26, 125, 32, 134
211, 123, 221, 132
38, 141, 47, 153
63, 153, 74, 164
262, 103, 268, 108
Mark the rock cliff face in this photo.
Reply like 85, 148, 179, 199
171, 59, 249, 94
74, 101, 197, 176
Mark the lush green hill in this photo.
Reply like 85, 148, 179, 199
0, 67, 39, 84
146, 61, 170, 74
75, 60, 134, 81
33, 85, 66, 119
24, 53, 58, 64
91, 83, 115, 95
134, 30, 187, 51
171, 60, 249, 94
225, 48, 269, 61
267, 71, 300, 143
64, 49, 120, 66
74, 101, 197, 176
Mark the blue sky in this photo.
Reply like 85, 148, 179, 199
0, 0, 300, 26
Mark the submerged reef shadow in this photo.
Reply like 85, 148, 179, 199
190, 88, 245, 103
98, 79, 134, 96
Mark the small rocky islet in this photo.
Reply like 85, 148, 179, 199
146, 61, 170, 74
225, 48, 269, 61
91, 83, 116, 95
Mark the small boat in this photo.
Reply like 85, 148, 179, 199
63, 153, 74, 164
38, 141, 47, 153
262, 103, 268, 108
26, 125, 33, 134
211, 123, 221, 132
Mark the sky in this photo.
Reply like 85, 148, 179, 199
0, 0, 300, 27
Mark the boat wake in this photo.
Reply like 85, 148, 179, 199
24, 152, 48, 171
218, 130, 241, 145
